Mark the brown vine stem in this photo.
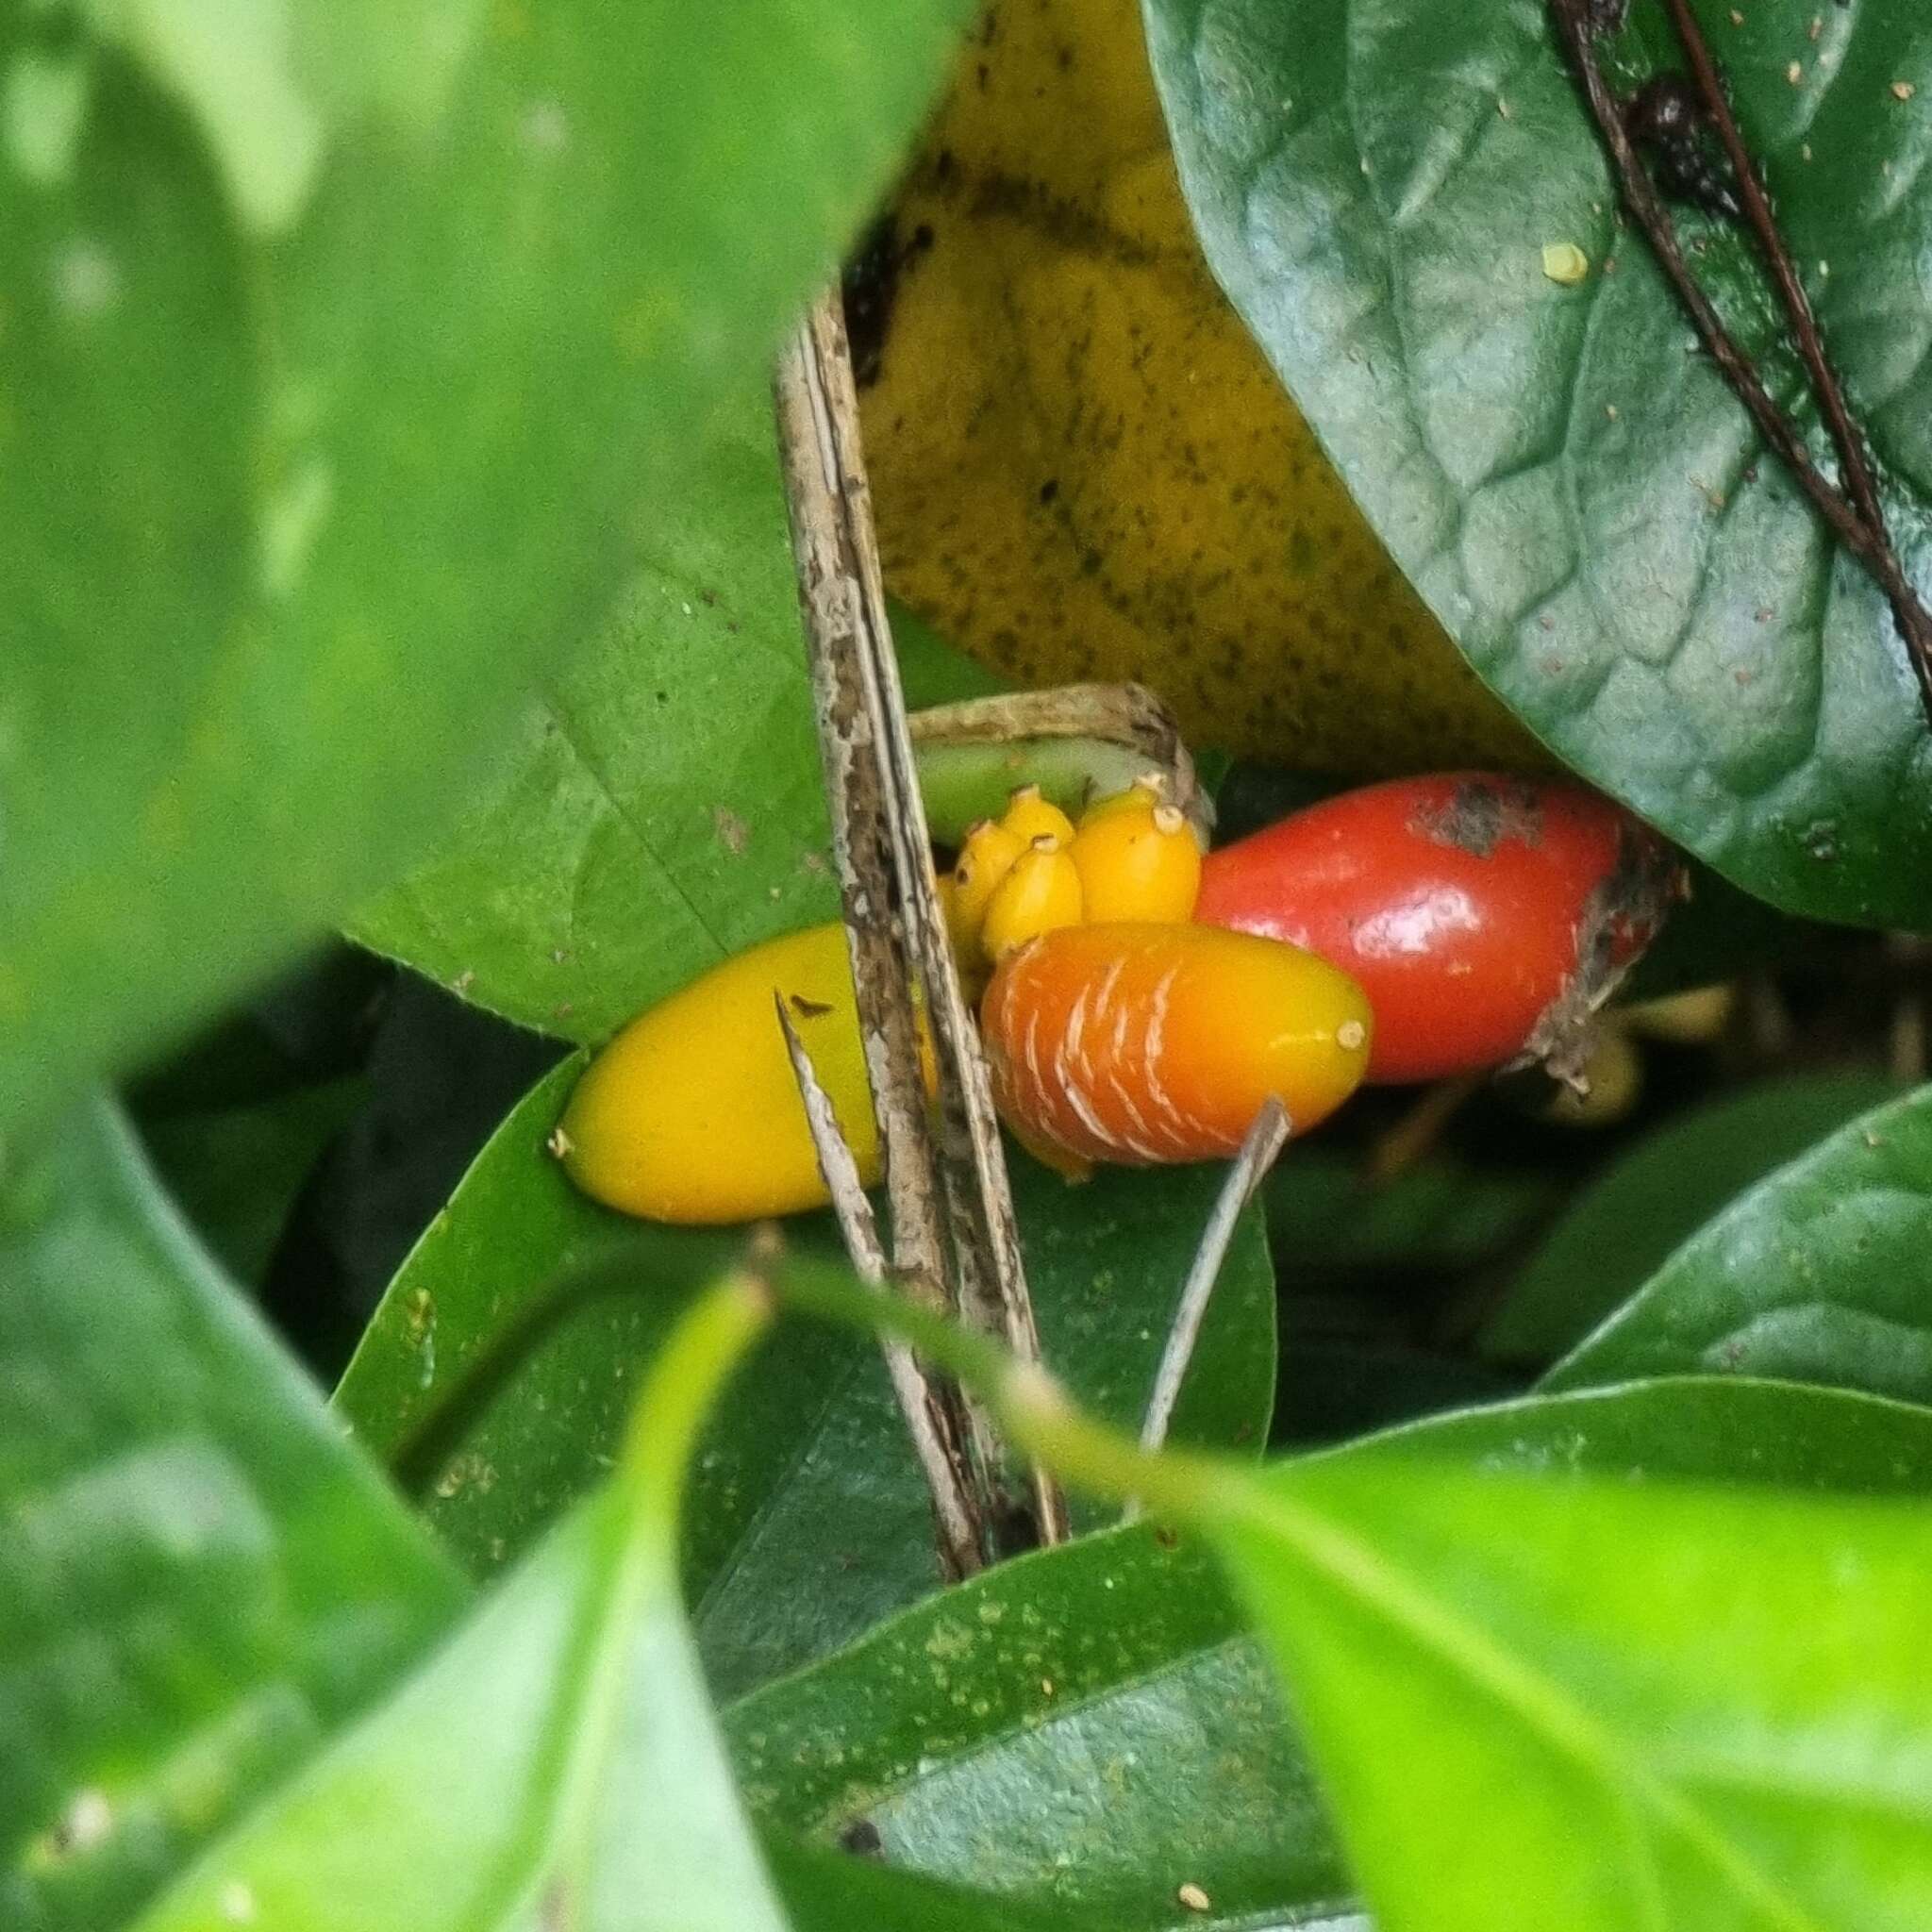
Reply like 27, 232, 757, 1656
1654, 0, 1932, 712
1549, 0, 1932, 718
774, 286, 1068, 1557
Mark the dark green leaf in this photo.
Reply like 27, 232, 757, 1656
133, 1284, 787, 1932
352, 572, 1012, 1044
135, 1074, 363, 1284
331, 1056, 730, 1535
350, 407, 841, 1045
1547, 1080, 1932, 1400
1217, 1452, 1932, 1932
730, 1374, 1932, 1931
0, 0, 973, 1128
1143, 0, 1932, 925
0, 1099, 462, 1932
680, 1147, 1278, 1700
1269, 1143, 1558, 1277
1487, 1072, 1902, 1363
336, 1061, 1274, 1693
764, 1835, 1100, 1932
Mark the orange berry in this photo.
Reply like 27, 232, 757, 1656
980, 924, 1372, 1167
1069, 799, 1202, 924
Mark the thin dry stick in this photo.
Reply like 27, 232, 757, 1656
774, 312, 991, 1581
782, 290, 1070, 1547
1652, 0, 1932, 710
1140, 1099, 1292, 1456
1547, 3, 1890, 573
775, 999, 983, 1566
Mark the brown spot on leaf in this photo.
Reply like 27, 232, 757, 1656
712, 806, 749, 855
789, 993, 835, 1019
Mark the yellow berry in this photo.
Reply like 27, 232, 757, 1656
950, 818, 1027, 956
1079, 773, 1169, 824
997, 782, 1077, 849
1537, 1024, 1644, 1129
559, 922, 930, 1224
981, 837, 1084, 962
1069, 800, 1202, 924
1620, 984, 1736, 1046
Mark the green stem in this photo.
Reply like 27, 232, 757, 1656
619, 1270, 774, 1531
767, 1251, 1219, 1523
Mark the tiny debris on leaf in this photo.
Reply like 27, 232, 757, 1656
1177, 1882, 1212, 1913
712, 805, 749, 854
1893, 80, 1918, 101
546, 1124, 573, 1159
1541, 242, 1589, 285
1787, 60, 1803, 84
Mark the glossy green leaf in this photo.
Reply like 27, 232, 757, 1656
134, 1283, 789, 1932
764, 1836, 1100, 1932
1217, 1453, 1932, 1932
1144, 0, 1932, 925
1548, 1081, 1932, 1400
336, 1061, 1274, 1694
0, 0, 973, 1130
1487, 1072, 1902, 1364
729, 1374, 1932, 1931
350, 405, 840, 1045
0, 1099, 462, 1932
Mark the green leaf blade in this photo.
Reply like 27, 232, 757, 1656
729, 1374, 1932, 1931
1546, 1082, 1932, 1401
1487, 1072, 1904, 1366
349, 410, 840, 1044
1143, 0, 1932, 925
0, 1100, 463, 1932
1214, 1456, 1932, 1932
1, 0, 974, 1128
136, 1281, 790, 1932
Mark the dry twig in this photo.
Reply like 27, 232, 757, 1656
774, 287, 1067, 1557
1140, 1099, 1292, 1457
775, 998, 984, 1566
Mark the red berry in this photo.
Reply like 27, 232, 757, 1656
1195, 774, 1684, 1085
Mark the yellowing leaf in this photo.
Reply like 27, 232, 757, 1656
860, 0, 1540, 773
